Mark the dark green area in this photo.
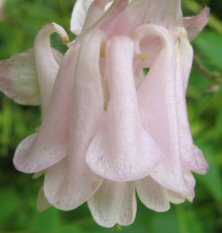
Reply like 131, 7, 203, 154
0, 0, 222, 232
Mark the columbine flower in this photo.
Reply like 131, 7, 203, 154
0, 0, 209, 228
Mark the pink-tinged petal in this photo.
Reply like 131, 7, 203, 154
70, 0, 94, 35
136, 177, 170, 212
97, 0, 182, 37
44, 30, 105, 210
176, 30, 208, 175
129, 0, 182, 35
136, 25, 195, 195
34, 22, 69, 113
86, 36, 162, 182
88, 180, 136, 228
183, 7, 210, 40
0, 49, 40, 105
37, 187, 50, 211
13, 46, 78, 173
192, 146, 209, 175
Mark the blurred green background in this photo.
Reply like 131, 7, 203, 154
0, 0, 222, 232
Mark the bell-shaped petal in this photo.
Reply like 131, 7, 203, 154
13, 45, 78, 173
0, 49, 40, 105
88, 180, 136, 228
34, 22, 69, 113
136, 177, 170, 212
175, 30, 208, 175
44, 29, 105, 210
86, 36, 162, 182
136, 24, 195, 196
183, 7, 210, 40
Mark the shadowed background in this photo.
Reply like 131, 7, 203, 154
0, 0, 222, 232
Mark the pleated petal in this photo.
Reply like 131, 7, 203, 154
13, 46, 78, 173
44, 30, 105, 210
0, 49, 40, 105
183, 7, 210, 40
88, 180, 136, 228
34, 22, 69, 113
86, 36, 162, 182
136, 177, 170, 212
136, 25, 195, 195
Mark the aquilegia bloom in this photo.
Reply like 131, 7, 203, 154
0, 0, 209, 227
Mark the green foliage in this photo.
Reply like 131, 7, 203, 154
0, 0, 222, 233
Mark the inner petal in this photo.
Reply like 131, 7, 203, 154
86, 35, 162, 182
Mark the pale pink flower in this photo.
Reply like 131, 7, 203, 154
0, 0, 209, 227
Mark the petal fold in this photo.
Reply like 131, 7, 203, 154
34, 22, 69, 113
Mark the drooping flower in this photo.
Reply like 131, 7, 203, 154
0, 0, 209, 228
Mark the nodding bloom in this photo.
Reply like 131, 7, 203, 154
0, 0, 209, 228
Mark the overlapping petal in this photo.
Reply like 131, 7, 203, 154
135, 25, 195, 196
0, 0, 210, 228
44, 29, 105, 210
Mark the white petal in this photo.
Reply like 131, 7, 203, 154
88, 180, 136, 228
0, 49, 40, 105
86, 36, 162, 182
70, 0, 95, 35
136, 177, 170, 212
44, 29, 105, 210
34, 22, 69, 113
166, 190, 185, 204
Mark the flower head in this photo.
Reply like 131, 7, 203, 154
0, 0, 209, 228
